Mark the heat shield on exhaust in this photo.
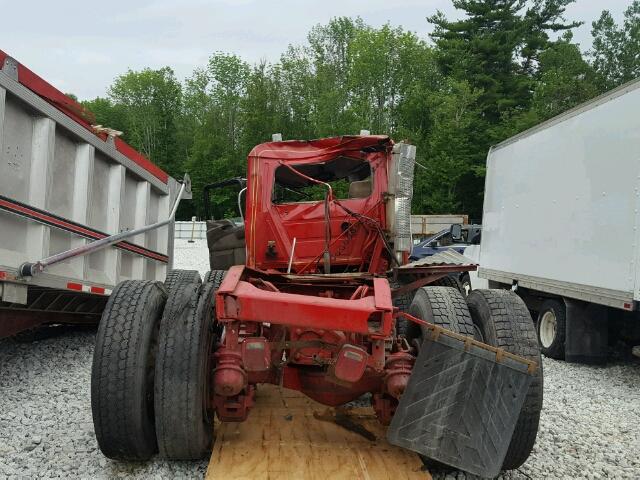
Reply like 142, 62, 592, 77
386, 328, 536, 478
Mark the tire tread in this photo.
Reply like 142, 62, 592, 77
91, 280, 166, 460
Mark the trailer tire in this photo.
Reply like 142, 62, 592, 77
91, 280, 167, 460
154, 271, 226, 459
537, 299, 566, 359
466, 289, 543, 471
164, 269, 202, 295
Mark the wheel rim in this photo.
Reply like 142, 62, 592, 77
539, 310, 557, 348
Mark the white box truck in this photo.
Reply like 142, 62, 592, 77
478, 78, 640, 363
0, 51, 190, 338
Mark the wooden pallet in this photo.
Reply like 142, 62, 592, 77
205, 385, 430, 480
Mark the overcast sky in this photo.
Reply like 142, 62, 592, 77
0, 0, 631, 100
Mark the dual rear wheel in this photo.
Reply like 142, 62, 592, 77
91, 269, 226, 461
404, 286, 543, 472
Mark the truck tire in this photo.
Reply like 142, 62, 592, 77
407, 286, 475, 472
537, 299, 566, 359
91, 280, 167, 460
466, 289, 543, 471
407, 286, 475, 350
154, 271, 226, 459
433, 274, 465, 295
395, 276, 466, 338
203, 269, 226, 286
391, 281, 414, 337
164, 269, 202, 294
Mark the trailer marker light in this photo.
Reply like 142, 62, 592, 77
66, 282, 111, 295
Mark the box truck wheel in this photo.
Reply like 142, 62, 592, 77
164, 269, 202, 295
466, 290, 543, 471
154, 271, 226, 459
91, 280, 167, 460
537, 299, 566, 359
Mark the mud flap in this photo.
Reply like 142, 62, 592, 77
386, 330, 535, 478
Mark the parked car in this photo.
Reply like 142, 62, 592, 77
410, 224, 481, 295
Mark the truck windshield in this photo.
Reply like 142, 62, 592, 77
272, 156, 372, 204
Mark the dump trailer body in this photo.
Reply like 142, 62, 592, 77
479, 78, 640, 360
0, 51, 181, 338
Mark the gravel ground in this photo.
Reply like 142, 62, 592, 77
1, 239, 639, 479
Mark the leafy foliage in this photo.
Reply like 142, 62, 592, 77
80, 1, 638, 221
591, 1, 640, 89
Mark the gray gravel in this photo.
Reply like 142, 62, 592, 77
1, 239, 639, 479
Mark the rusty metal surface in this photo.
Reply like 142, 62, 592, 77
399, 249, 477, 269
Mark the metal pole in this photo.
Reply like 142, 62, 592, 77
287, 237, 297, 274
188, 216, 196, 243
20, 178, 189, 277
238, 187, 247, 222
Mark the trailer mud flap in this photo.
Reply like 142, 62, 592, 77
386, 330, 535, 478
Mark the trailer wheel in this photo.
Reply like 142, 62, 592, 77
91, 280, 167, 460
164, 269, 202, 294
154, 271, 226, 459
537, 299, 566, 359
466, 289, 543, 471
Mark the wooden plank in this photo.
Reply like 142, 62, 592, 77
206, 385, 430, 480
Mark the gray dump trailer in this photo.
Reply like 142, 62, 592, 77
0, 51, 190, 338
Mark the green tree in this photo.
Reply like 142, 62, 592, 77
426, 0, 580, 217
182, 53, 251, 218
107, 67, 183, 174
591, 1, 640, 89
81, 97, 130, 138
532, 33, 598, 120
429, 0, 579, 123
414, 79, 483, 214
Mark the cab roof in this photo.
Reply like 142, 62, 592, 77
247, 135, 393, 164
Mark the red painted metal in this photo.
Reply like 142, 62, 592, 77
333, 344, 368, 383
245, 136, 392, 273
241, 337, 271, 371
209, 135, 477, 424
0, 50, 169, 184
384, 351, 415, 399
